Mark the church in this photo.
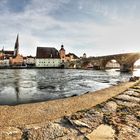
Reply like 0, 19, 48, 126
0, 35, 24, 66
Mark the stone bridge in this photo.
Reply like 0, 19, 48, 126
69, 52, 140, 72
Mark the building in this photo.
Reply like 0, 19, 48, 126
0, 35, 24, 66
58, 45, 79, 63
26, 56, 36, 66
59, 45, 66, 62
0, 49, 14, 59
83, 53, 87, 58
10, 54, 24, 66
0, 46, 14, 60
0, 50, 13, 67
65, 53, 79, 62
0, 35, 24, 67
0, 59, 9, 67
9, 35, 24, 66
0, 49, 11, 66
36, 47, 62, 67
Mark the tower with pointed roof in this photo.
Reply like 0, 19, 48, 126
10, 34, 24, 66
14, 34, 19, 57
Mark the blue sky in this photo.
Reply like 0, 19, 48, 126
0, 0, 140, 57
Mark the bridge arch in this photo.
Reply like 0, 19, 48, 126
134, 59, 140, 69
133, 59, 140, 76
81, 61, 93, 68
128, 56, 140, 72
104, 59, 120, 69
68, 62, 76, 68
79, 52, 140, 72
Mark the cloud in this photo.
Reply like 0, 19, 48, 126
0, 0, 140, 57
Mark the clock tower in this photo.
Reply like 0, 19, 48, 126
59, 45, 66, 62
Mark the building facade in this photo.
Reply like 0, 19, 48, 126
26, 56, 35, 66
10, 54, 24, 66
83, 53, 87, 58
10, 35, 24, 66
58, 45, 79, 62
59, 45, 66, 62
0, 59, 9, 67
65, 53, 79, 62
36, 47, 62, 67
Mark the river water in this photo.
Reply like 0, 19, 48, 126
0, 69, 139, 105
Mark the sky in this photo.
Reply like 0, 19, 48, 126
0, 0, 140, 57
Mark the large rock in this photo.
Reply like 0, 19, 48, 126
23, 122, 69, 140
85, 124, 115, 140
103, 101, 118, 112
124, 90, 140, 97
115, 100, 138, 107
64, 110, 103, 134
115, 95, 140, 103
0, 127, 22, 140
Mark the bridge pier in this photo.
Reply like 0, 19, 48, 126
120, 64, 133, 72
100, 66, 106, 70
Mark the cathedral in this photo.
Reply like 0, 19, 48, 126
0, 35, 24, 66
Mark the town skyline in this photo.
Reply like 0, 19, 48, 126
0, 0, 140, 57
1, 33, 140, 58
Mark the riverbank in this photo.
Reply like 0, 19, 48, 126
0, 66, 64, 69
0, 79, 140, 139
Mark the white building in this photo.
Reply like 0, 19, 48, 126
26, 56, 35, 66
35, 47, 62, 67
0, 59, 9, 67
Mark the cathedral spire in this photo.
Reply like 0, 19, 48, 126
14, 34, 19, 57
2, 46, 4, 52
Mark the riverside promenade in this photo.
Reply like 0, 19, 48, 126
0, 79, 140, 140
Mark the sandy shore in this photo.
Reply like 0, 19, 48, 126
0, 79, 140, 139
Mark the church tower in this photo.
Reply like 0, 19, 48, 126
59, 44, 65, 62
14, 34, 19, 57
83, 53, 86, 58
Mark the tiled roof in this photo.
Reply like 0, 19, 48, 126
66, 53, 79, 59
27, 55, 35, 58
36, 47, 60, 59
4, 51, 14, 55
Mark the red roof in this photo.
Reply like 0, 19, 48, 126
66, 53, 79, 59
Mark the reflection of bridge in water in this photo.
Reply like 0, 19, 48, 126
69, 52, 140, 72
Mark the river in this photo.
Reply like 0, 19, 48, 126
0, 68, 139, 105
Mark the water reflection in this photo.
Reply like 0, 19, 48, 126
133, 68, 140, 76
0, 68, 138, 105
